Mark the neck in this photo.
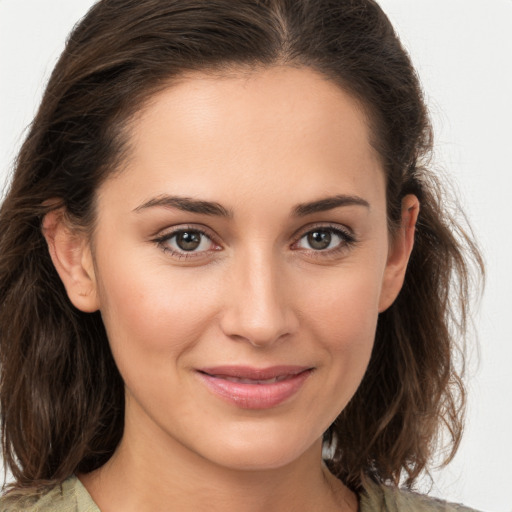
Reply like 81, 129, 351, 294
79, 402, 357, 512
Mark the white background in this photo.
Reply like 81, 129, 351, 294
0, 1, 511, 511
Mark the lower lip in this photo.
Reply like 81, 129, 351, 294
197, 370, 313, 410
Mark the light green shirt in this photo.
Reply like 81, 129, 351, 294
0, 475, 480, 511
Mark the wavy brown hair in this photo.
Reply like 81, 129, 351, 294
0, 0, 483, 496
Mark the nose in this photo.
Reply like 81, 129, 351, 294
219, 248, 299, 348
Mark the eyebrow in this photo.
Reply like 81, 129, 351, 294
134, 195, 232, 217
292, 194, 370, 216
133, 194, 370, 218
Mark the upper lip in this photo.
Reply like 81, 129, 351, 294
198, 365, 312, 380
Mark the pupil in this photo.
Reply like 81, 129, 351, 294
308, 230, 331, 250
177, 231, 201, 251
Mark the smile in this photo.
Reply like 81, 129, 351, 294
218, 375, 291, 384
196, 366, 314, 409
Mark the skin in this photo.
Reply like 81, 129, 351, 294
43, 65, 418, 512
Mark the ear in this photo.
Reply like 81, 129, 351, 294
41, 209, 100, 313
378, 194, 419, 312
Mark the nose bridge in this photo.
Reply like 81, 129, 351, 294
220, 243, 297, 347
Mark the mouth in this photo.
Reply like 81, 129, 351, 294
196, 365, 314, 409
209, 374, 294, 384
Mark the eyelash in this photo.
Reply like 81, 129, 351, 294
153, 224, 357, 261
153, 226, 219, 260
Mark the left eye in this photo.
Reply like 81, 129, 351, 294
295, 227, 353, 251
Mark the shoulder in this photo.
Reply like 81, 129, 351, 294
0, 476, 98, 512
360, 479, 481, 512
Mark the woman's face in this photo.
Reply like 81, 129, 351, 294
76, 66, 411, 471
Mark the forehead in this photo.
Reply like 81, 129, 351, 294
102, 65, 384, 214
128, 65, 375, 159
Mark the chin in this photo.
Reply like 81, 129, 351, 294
197, 426, 321, 472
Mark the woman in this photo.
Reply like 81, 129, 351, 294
0, 0, 483, 510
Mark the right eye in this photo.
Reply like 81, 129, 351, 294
153, 226, 221, 260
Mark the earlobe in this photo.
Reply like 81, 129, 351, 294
42, 209, 100, 313
378, 194, 420, 312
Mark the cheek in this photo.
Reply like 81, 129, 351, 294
298, 265, 383, 390
95, 255, 219, 367
301, 264, 383, 342
95, 262, 222, 426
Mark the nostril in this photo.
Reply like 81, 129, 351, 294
218, 265, 299, 346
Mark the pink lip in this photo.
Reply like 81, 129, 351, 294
196, 365, 313, 409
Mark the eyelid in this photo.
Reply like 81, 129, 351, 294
291, 222, 357, 255
292, 222, 355, 241
152, 222, 357, 261
152, 224, 221, 259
